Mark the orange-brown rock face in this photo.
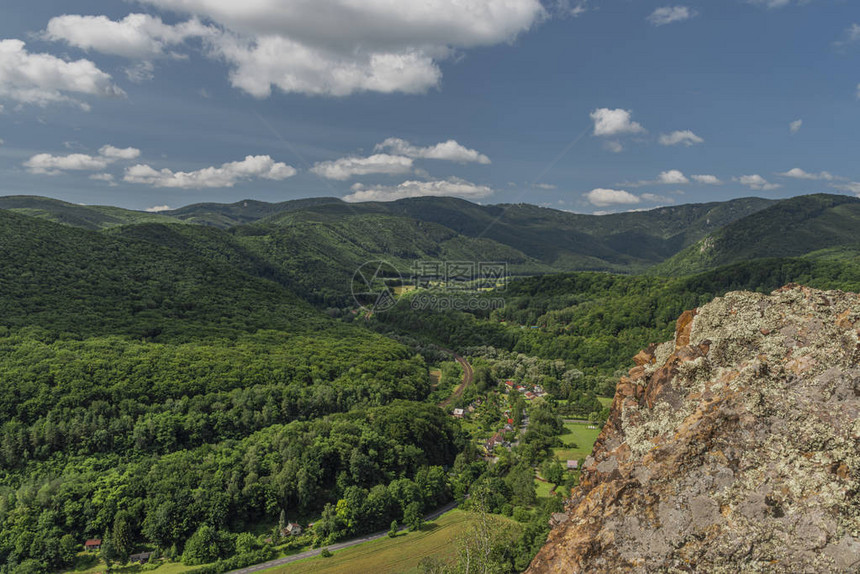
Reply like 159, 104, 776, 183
527, 286, 860, 574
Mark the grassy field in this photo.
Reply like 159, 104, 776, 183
598, 396, 613, 408
66, 555, 194, 574
552, 422, 601, 463
265, 510, 476, 574
534, 478, 555, 499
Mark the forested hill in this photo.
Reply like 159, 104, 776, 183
0, 195, 181, 230
654, 194, 860, 275
0, 206, 464, 572
1, 194, 779, 282
0, 208, 318, 339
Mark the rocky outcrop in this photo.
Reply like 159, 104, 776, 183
527, 285, 860, 573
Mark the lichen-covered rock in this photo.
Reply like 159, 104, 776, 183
526, 285, 860, 574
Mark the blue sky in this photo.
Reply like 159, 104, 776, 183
0, 0, 858, 213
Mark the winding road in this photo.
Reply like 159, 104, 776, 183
227, 501, 460, 574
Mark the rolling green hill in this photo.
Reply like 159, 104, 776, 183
0, 194, 779, 290
0, 209, 318, 338
0, 195, 182, 229
654, 194, 860, 275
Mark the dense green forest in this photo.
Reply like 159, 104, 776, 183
1, 194, 859, 573
372, 257, 860, 387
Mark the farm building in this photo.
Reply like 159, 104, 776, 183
84, 539, 102, 551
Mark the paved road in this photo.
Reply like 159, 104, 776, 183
439, 353, 474, 408
227, 501, 460, 574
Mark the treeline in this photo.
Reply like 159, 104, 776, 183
373, 257, 860, 387
0, 402, 463, 571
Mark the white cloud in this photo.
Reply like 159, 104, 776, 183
657, 169, 689, 184
856, 83, 860, 100
692, 174, 722, 185
124, 155, 296, 188
584, 188, 640, 207
747, 0, 793, 8
125, 61, 156, 83
25, 153, 111, 175
146, 205, 173, 212
533, 183, 557, 190
658, 130, 703, 146
310, 154, 413, 180
777, 167, 834, 181
24, 144, 141, 175
99, 145, 141, 160
374, 138, 491, 164
736, 174, 781, 191
344, 178, 494, 202
44, 14, 213, 59
648, 6, 695, 26
0, 138, 4, 146
590, 108, 646, 137
831, 182, 860, 196
89, 173, 115, 182
139, 0, 545, 96
604, 140, 624, 153
789, 119, 803, 134
0, 39, 124, 108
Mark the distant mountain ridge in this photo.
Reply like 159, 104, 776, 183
3, 192, 859, 305
655, 194, 860, 275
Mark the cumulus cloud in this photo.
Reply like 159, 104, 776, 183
126, 61, 156, 83
310, 154, 413, 180
658, 130, 704, 146
648, 6, 695, 26
124, 155, 296, 188
24, 144, 141, 175
777, 167, 834, 180
99, 145, 141, 160
138, 0, 545, 96
533, 183, 557, 190
584, 188, 641, 207
146, 205, 173, 212
553, 0, 589, 17
590, 108, 646, 137
692, 174, 722, 185
736, 174, 781, 191
657, 169, 689, 184
747, 0, 796, 8
344, 178, 494, 202
374, 138, 491, 164
25, 153, 111, 175
831, 181, 860, 196
44, 14, 212, 59
790, 119, 803, 134
0, 39, 124, 108
89, 173, 115, 182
